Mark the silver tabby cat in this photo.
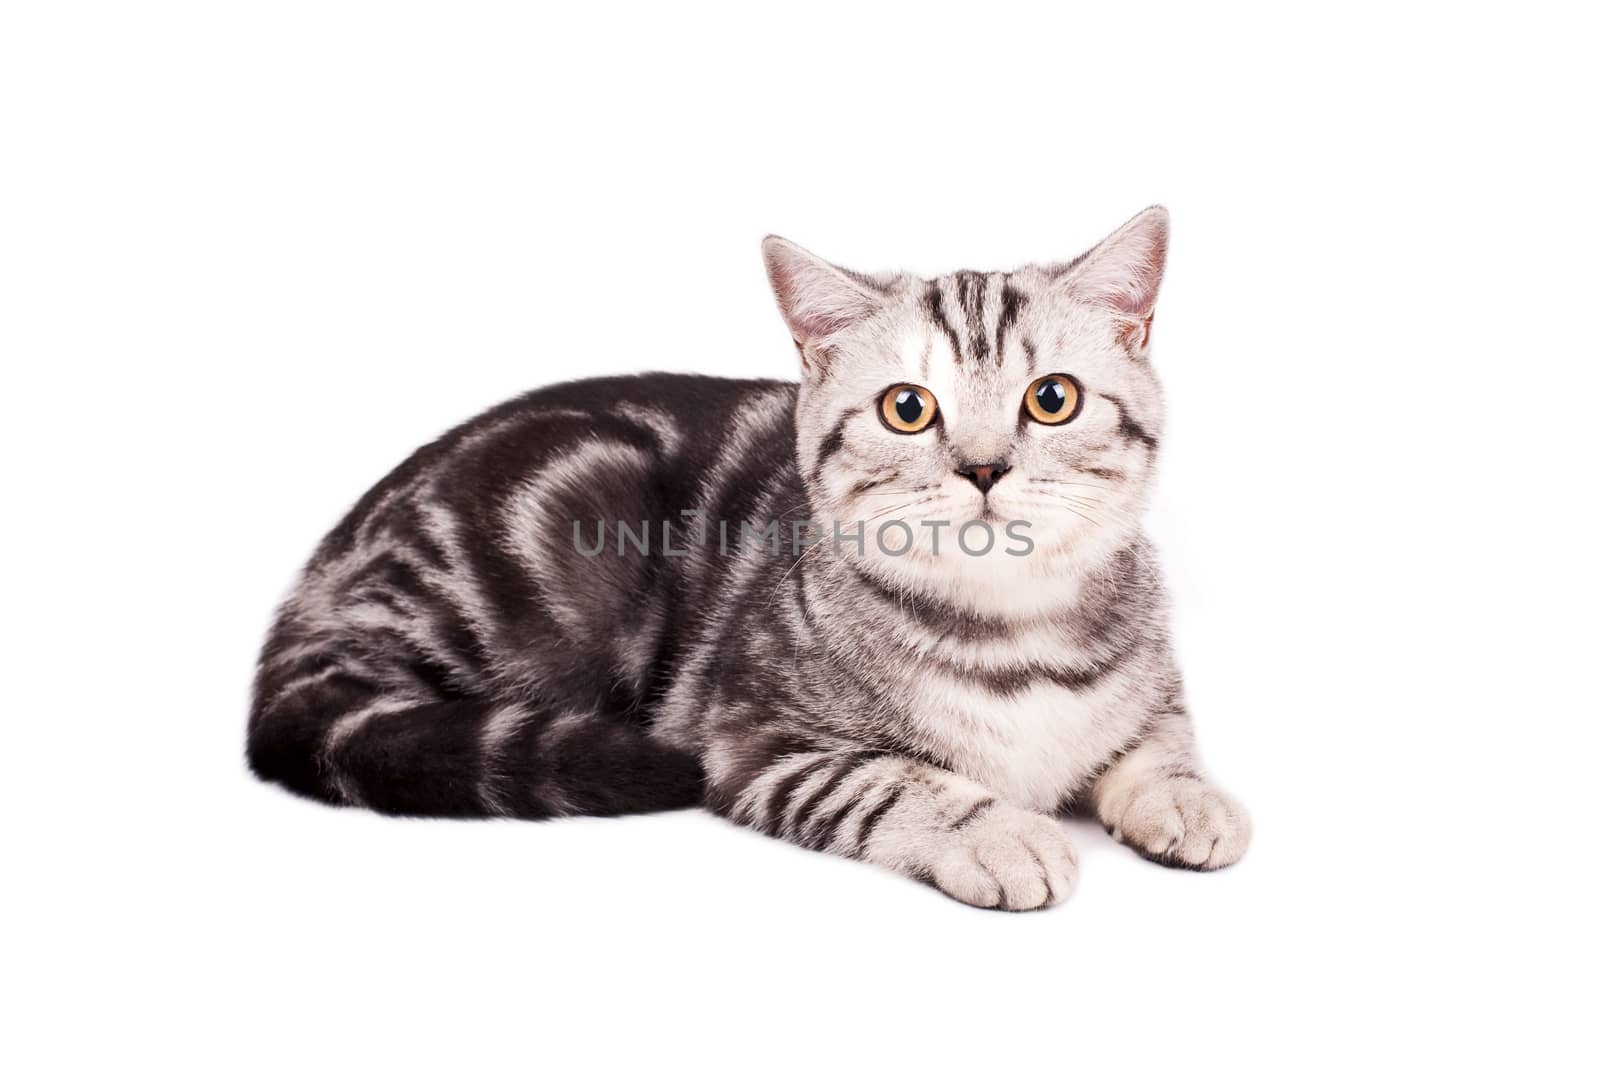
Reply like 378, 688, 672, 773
248, 206, 1250, 909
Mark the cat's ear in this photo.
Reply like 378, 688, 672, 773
762, 236, 888, 371
1055, 206, 1170, 329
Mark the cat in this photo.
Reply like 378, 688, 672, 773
247, 206, 1250, 910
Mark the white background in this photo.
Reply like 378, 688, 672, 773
4, 3, 1596, 1064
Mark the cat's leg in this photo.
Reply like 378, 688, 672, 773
706, 738, 1078, 910
1091, 710, 1251, 869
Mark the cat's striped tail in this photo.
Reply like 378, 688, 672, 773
246, 668, 704, 818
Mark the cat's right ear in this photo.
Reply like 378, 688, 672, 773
762, 236, 887, 373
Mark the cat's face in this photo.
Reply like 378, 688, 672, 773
765, 208, 1169, 607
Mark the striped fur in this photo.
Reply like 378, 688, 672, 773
248, 207, 1249, 909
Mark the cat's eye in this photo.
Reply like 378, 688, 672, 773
1023, 373, 1083, 425
878, 384, 939, 434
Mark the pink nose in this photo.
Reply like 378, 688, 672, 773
956, 461, 1009, 494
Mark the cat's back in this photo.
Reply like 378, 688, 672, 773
261, 373, 803, 721
316, 372, 798, 561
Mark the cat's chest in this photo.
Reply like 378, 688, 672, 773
900, 668, 1147, 812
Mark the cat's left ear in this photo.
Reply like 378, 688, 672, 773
763, 236, 889, 373
1055, 206, 1169, 350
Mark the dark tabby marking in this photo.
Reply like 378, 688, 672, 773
995, 282, 1025, 367
1101, 393, 1160, 451
924, 282, 966, 364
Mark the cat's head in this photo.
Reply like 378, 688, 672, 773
763, 207, 1169, 609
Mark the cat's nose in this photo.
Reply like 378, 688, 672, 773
955, 460, 1010, 494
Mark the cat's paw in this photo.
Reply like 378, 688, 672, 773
925, 803, 1079, 911
1102, 777, 1251, 869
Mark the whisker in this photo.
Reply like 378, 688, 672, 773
1027, 480, 1114, 492
847, 484, 937, 501
1059, 505, 1103, 528
1032, 490, 1109, 508
765, 496, 927, 607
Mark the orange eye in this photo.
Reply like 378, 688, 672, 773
1023, 373, 1083, 425
878, 384, 939, 434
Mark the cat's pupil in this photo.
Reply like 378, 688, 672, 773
1036, 381, 1066, 414
895, 390, 923, 423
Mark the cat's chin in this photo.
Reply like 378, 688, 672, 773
850, 537, 1115, 621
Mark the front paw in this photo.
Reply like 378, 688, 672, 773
925, 803, 1079, 911
1102, 777, 1251, 870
